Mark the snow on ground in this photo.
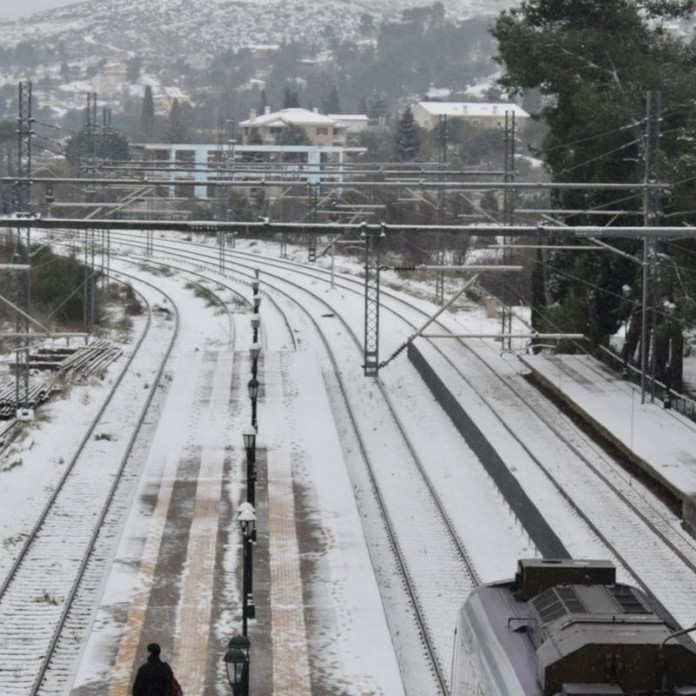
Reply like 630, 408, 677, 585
1, 233, 695, 694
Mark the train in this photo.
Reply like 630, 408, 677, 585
451, 558, 696, 695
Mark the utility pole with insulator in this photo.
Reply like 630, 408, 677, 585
501, 110, 517, 351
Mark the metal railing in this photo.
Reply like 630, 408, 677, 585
595, 344, 696, 422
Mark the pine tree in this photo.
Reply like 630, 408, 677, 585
395, 107, 420, 161
140, 86, 155, 142
276, 123, 310, 146
492, 0, 696, 356
65, 128, 130, 165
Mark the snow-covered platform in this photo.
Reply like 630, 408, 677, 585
520, 353, 696, 531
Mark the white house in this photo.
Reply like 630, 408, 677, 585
240, 107, 349, 146
329, 114, 370, 134
412, 102, 530, 132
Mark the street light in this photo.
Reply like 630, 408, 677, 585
247, 377, 259, 430
238, 504, 257, 636
251, 278, 259, 294
249, 342, 261, 379
250, 313, 260, 343
223, 635, 250, 696
253, 292, 261, 313
242, 424, 257, 505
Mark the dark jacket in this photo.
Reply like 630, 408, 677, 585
132, 655, 173, 696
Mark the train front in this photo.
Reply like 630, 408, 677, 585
451, 559, 696, 696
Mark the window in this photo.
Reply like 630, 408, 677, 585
317, 127, 328, 135
332, 127, 340, 135
175, 150, 195, 163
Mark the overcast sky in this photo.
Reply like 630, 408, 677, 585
0, 0, 80, 19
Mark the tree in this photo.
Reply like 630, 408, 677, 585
276, 123, 311, 146
322, 84, 341, 114
30, 245, 97, 323
395, 107, 420, 160
257, 89, 268, 115
140, 86, 155, 141
283, 85, 300, 108
165, 99, 193, 143
359, 13, 375, 37
126, 56, 142, 83
65, 127, 130, 165
492, 0, 696, 358
492, 0, 696, 206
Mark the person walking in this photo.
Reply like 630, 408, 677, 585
132, 642, 174, 696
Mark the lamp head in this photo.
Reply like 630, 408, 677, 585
223, 647, 249, 687
242, 424, 256, 450
237, 506, 257, 537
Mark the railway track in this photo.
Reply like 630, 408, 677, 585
0, 272, 179, 695
95, 230, 519, 696
203, 241, 696, 578
52, 228, 696, 688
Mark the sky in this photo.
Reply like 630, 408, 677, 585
0, 0, 79, 19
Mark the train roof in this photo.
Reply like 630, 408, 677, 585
461, 559, 696, 695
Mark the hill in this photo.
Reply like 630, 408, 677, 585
0, 0, 514, 61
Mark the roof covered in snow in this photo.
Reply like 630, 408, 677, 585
415, 101, 529, 118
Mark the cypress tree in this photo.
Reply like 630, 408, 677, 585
324, 84, 341, 114
283, 85, 299, 109
395, 107, 420, 160
140, 86, 155, 141
166, 98, 192, 143
257, 89, 267, 114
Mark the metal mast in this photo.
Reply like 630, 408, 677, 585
15, 82, 33, 409
501, 110, 516, 350
15, 81, 33, 213
307, 182, 319, 262
435, 114, 448, 305
641, 90, 661, 403
363, 224, 383, 376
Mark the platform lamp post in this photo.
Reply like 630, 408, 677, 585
247, 377, 259, 430
224, 634, 250, 696
242, 424, 257, 505
238, 503, 257, 636
249, 343, 261, 380
250, 313, 260, 344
